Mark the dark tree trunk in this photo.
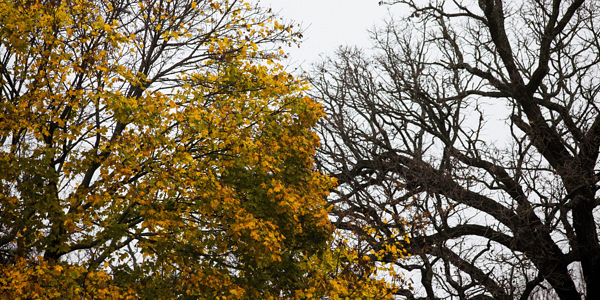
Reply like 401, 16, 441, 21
313, 0, 600, 299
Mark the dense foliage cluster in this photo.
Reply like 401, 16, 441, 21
0, 0, 406, 298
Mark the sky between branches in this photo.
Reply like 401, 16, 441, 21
258, 0, 406, 69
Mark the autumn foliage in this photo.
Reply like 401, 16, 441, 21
0, 0, 406, 299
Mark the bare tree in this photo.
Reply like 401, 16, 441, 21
311, 0, 600, 299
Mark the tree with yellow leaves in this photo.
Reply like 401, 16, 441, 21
0, 0, 406, 298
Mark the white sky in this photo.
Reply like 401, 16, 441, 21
254, 0, 511, 147
256, 0, 408, 69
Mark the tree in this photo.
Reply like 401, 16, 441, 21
0, 0, 355, 298
312, 0, 600, 299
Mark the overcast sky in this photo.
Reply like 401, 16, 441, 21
256, 0, 407, 69
255, 0, 510, 145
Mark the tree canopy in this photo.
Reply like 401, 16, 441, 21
313, 0, 600, 299
0, 0, 398, 298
